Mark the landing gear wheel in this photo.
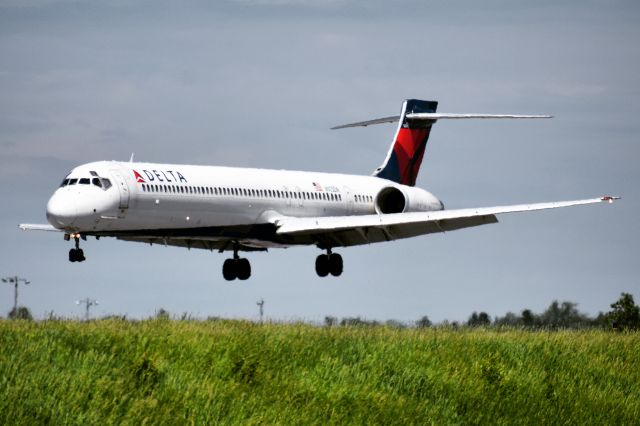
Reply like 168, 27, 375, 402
223, 257, 252, 281
68, 235, 86, 263
223, 259, 237, 281
237, 258, 251, 281
328, 253, 343, 277
315, 254, 329, 277
68, 248, 86, 263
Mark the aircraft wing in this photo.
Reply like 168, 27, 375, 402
19, 224, 62, 232
274, 196, 619, 248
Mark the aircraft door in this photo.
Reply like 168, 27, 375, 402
344, 186, 354, 213
295, 186, 304, 208
110, 170, 130, 211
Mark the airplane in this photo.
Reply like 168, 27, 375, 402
19, 99, 619, 281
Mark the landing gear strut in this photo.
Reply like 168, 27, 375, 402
315, 249, 343, 277
222, 248, 251, 281
68, 234, 86, 263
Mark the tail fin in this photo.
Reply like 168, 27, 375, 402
331, 98, 551, 187
373, 99, 437, 186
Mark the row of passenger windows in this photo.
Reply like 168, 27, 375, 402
355, 194, 373, 203
141, 183, 350, 203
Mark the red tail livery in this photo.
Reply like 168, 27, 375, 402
374, 99, 438, 186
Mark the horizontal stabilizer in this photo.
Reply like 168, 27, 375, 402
332, 113, 551, 129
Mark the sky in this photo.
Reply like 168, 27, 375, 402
1, 0, 638, 323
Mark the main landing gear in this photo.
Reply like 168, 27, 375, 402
315, 249, 343, 277
66, 234, 86, 263
223, 250, 251, 281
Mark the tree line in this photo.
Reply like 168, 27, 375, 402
326, 293, 640, 331
6, 292, 640, 331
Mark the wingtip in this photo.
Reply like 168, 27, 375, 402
601, 196, 621, 203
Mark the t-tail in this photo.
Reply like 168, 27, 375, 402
374, 99, 437, 186
332, 99, 552, 187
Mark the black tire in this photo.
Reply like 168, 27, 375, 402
329, 253, 343, 276
315, 254, 329, 277
237, 258, 251, 281
69, 249, 77, 262
222, 259, 237, 281
77, 249, 86, 262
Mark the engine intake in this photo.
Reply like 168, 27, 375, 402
375, 187, 407, 214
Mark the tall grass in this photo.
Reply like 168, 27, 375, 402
1, 319, 638, 424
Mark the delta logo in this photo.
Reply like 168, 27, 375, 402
132, 169, 188, 184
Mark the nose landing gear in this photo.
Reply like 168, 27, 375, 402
315, 249, 343, 277
66, 234, 86, 263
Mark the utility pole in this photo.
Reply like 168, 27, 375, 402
257, 299, 264, 324
76, 298, 99, 321
2, 276, 30, 316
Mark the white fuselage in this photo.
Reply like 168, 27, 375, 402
46, 161, 443, 240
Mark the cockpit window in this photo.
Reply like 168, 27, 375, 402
58, 173, 112, 190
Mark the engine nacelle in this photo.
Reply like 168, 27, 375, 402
375, 186, 407, 214
374, 185, 443, 214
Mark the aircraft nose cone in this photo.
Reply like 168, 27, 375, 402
46, 192, 77, 228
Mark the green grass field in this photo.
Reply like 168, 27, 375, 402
1, 319, 638, 425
